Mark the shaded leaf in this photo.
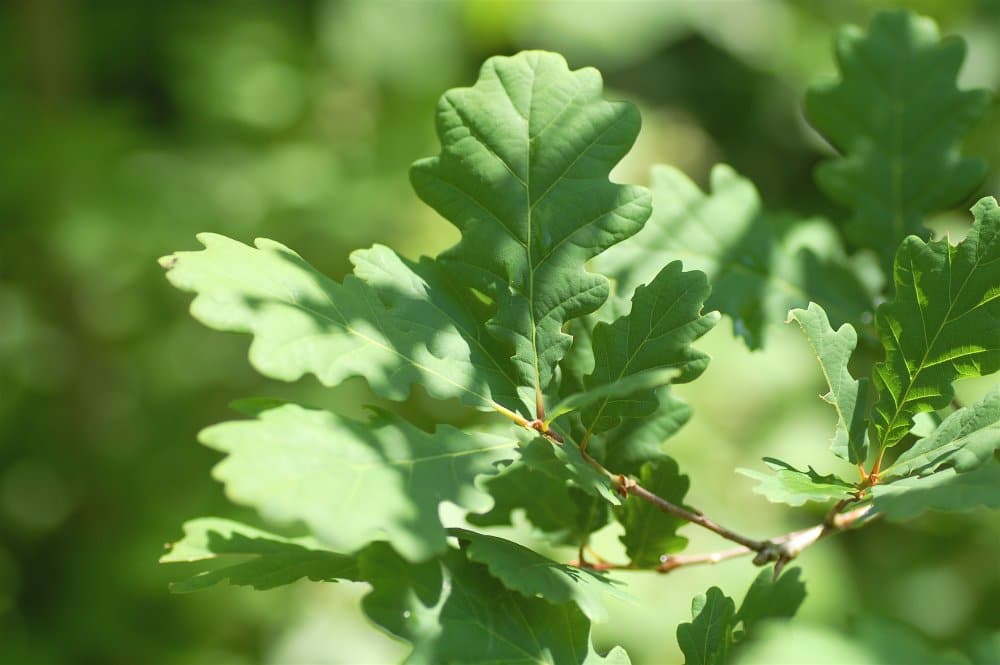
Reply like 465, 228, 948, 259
735, 567, 807, 636
872, 459, 1000, 521
604, 390, 692, 473
452, 528, 629, 621
162, 235, 523, 412
547, 367, 680, 426
160, 518, 359, 593
616, 457, 690, 567
598, 164, 872, 349
788, 302, 870, 463
806, 9, 990, 273
676, 587, 736, 665
411, 50, 651, 396
582, 261, 717, 434
200, 404, 518, 561
882, 385, 1000, 481
519, 435, 620, 504
737, 458, 855, 507
872, 197, 1000, 450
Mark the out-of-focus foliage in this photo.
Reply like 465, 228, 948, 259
2, 1, 998, 664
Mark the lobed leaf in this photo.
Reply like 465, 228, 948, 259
161, 235, 524, 412
882, 385, 1000, 481
616, 457, 690, 567
872, 197, 1000, 450
452, 528, 630, 621
161, 518, 359, 593
737, 458, 855, 507
581, 261, 717, 434
547, 367, 680, 427
518, 435, 621, 504
603, 390, 692, 473
200, 404, 518, 561
411, 50, 651, 396
735, 568, 807, 636
677, 587, 736, 665
872, 459, 1000, 521
806, 9, 990, 273
788, 303, 870, 463
598, 164, 873, 349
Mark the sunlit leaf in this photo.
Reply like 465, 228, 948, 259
737, 458, 855, 507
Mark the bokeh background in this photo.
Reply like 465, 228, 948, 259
2, 1, 999, 663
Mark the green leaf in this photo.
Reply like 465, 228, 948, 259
162, 235, 524, 412
598, 164, 872, 349
362, 547, 631, 664
199, 404, 518, 561
160, 518, 359, 593
872, 197, 1000, 450
735, 567, 807, 636
547, 367, 680, 426
582, 261, 717, 434
882, 385, 1000, 481
519, 436, 620, 505
806, 9, 990, 273
411, 50, 651, 397
452, 528, 629, 621
787, 303, 870, 463
872, 459, 1000, 521
616, 457, 690, 567
737, 458, 855, 507
604, 389, 692, 473
676, 587, 736, 665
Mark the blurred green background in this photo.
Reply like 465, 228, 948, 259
2, 1, 998, 663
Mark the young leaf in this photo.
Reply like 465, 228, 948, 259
362, 547, 631, 664
807, 9, 990, 272
735, 567, 807, 636
597, 164, 872, 349
881, 385, 1000, 481
411, 50, 651, 400
872, 459, 1000, 521
452, 528, 630, 621
581, 261, 718, 434
872, 197, 1000, 451
616, 457, 690, 567
161, 235, 523, 413
787, 303, 870, 464
160, 518, 359, 593
737, 458, 855, 507
676, 587, 736, 665
199, 404, 518, 561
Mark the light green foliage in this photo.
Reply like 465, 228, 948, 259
548, 367, 680, 426
788, 303, 870, 463
411, 50, 651, 393
200, 404, 518, 561
453, 528, 628, 621
518, 435, 620, 504
882, 386, 1000, 481
807, 10, 990, 273
738, 458, 855, 507
581, 261, 718, 434
598, 164, 872, 349
616, 458, 690, 567
161, 235, 523, 412
872, 198, 1000, 450
161, 518, 359, 592
873, 460, 1000, 521
679, 569, 807, 664
677, 587, 736, 665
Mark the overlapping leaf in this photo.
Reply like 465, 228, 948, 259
363, 547, 631, 664
411, 50, 651, 395
199, 404, 518, 561
882, 385, 1000, 481
788, 303, 870, 463
616, 458, 690, 567
806, 9, 990, 272
738, 458, 855, 507
161, 235, 523, 412
161, 518, 359, 593
604, 390, 692, 472
581, 261, 717, 434
453, 528, 629, 621
872, 197, 1000, 450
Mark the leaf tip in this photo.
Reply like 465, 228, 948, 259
158, 254, 178, 271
